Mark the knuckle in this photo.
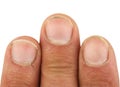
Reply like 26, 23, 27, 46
80, 70, 114, 87
46, 62, 74, 73
6, 70, 32, 87
43, 54, 76, 75
8, 81, 30, 87
82, 81, 111, 87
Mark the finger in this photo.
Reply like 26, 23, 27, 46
79, 36, 119, 87
40, 14, 80, 87
1, 36, 41, 87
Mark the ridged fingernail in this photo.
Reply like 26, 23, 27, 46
45, 16, 73, 45
83, 37, 109, 66
12, 39, 37, 66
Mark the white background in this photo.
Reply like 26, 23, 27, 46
0, 0, 120, 81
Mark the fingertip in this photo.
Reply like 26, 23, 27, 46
1, 36, 41, 87
40, 13, 80, 87
82, 36, 109, 67
8, 36, 41, 66
79, 35, 119, 86
40, 13, 80, 46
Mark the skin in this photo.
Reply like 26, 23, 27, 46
0, 14, 119, 87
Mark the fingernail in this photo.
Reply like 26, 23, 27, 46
83, 36, 109, 66
12, 39, 37, 66
45, 15, 73, 45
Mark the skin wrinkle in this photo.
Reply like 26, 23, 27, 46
1, 14, 119, 87
79, 36, 119, 87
